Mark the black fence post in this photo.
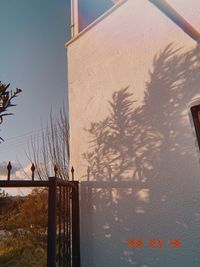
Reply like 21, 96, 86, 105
7, 161, 12, 181
72, 181, 81, 267
47, 177, 57, 267
0, 170, 81, 267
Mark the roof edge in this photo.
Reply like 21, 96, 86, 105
65, 0, 128, 47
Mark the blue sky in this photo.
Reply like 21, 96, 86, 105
0, 0, 70, 169
79, 0, 113, 30
0, 0, 115, 180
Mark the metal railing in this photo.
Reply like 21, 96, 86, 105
0, 162, 80, 267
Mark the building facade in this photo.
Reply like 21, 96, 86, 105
66, 1, 200, 266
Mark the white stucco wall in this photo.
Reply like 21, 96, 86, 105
67, 1, 200, 266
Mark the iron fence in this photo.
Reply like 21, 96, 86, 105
0, 162, 80, 267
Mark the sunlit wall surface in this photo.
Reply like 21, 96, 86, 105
67, 0, 200, 266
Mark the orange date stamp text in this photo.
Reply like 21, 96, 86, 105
124, 238, 181, 249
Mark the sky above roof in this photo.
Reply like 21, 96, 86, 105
79, 0, 114, 31
0, 0, 70, 170
0, 0, 116, 182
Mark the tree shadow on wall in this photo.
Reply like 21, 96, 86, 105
80, 44, 200, 267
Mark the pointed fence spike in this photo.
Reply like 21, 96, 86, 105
7, 161, 12, 181
71, 166, 74, 181
54, 165, 58, 177
31, 163, 35, 181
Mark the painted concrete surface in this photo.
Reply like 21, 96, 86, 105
67, 0, 200, 266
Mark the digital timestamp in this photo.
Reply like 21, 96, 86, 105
124, 238, 181, 249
